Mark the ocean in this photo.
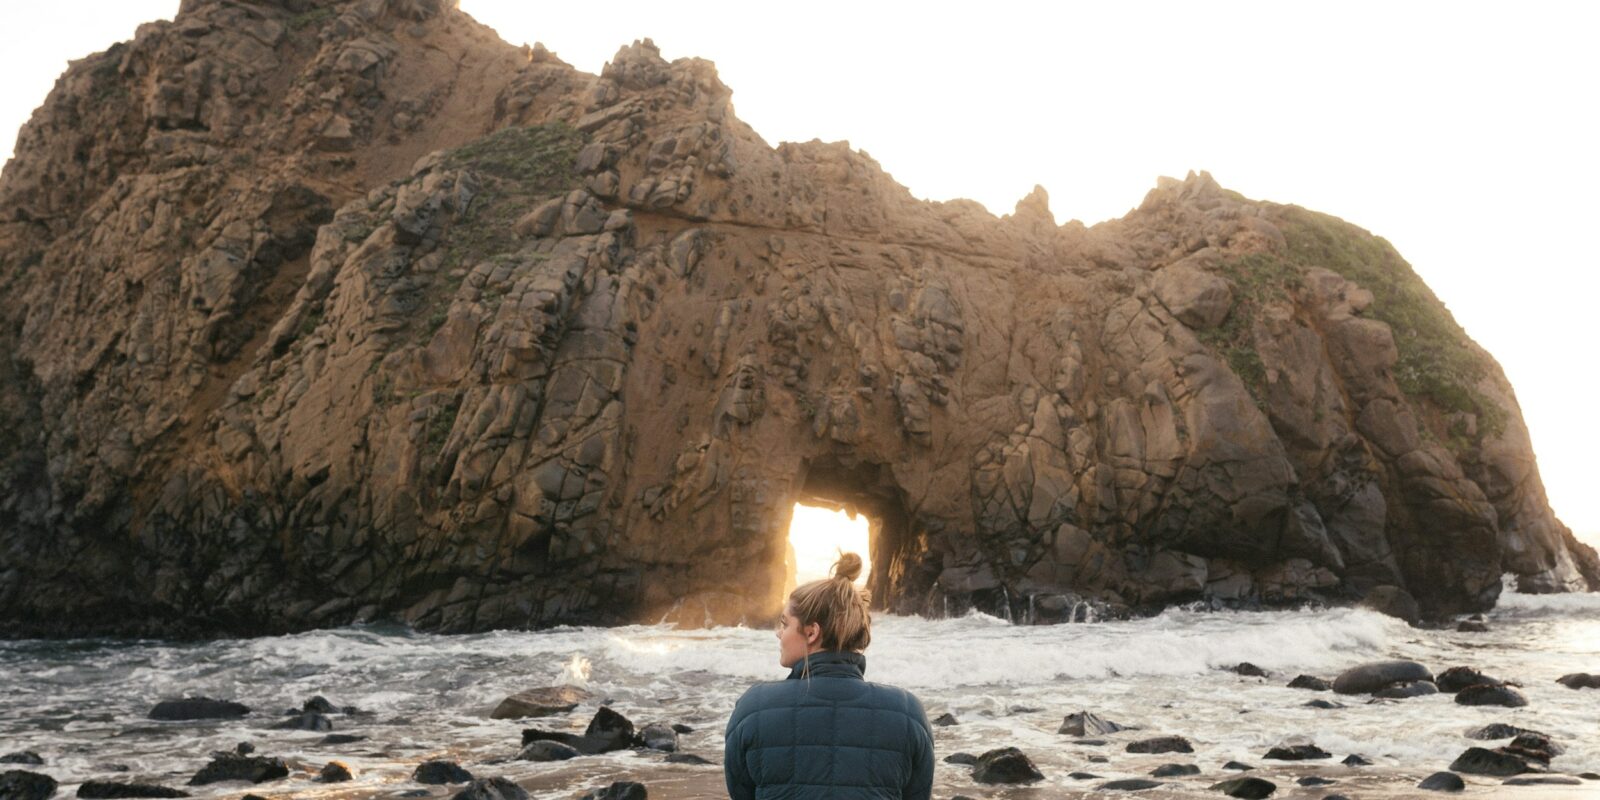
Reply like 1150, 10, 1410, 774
2, 584, 1597, 799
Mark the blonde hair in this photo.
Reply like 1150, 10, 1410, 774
787, 552, 871, 652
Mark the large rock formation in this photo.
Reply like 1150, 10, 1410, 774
1, 0, 1595, 635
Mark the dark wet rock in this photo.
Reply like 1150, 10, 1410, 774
1454, 684, 1528, 707
1062, 710, 1126, 732
317, 762, 353, 783
1322, 796, 1354, 800
187, 754, 289, 785
0, 771, 56, 800
669, 724, 693, 734
1126, 736, 1193, 754
972, 747, 1043, 784
1436, 666, 1503, 693
1263, 744, 1331, 760
1151, 764, 1200, 777
1374, 680, 1438, 698
1232, 663, 1268, 678
1341, 754, 1372, 766
319, 734, 366, 745
1504, 732, 1563, 763
1072, 739, 1107, 746
1303, 699, 1344, 709
398, 793, 430, 799
1209, 776, 1276, 798
1503, 775, 1583, 785
1007, 705, 1043, 714
1099, 779, 1163, 791
1449, 746, 1533, 776
1456, 620, 1490, 632
584, 707, 636, 751
241, 795, 267, 800
931, 713, 958, 726
1332, 660, 1432, 694
1296, 776, 1336, 786
1583, 773, 1600, 780
1287, 675, 1330, 691
579, 783, 646, 800
453, 777, 528, 800
516, 741, 580, 762
271, 711, 333, 731
233, 743, 253, 756
1088, 755, 1110, 763
1222, 761, 1254, 771
663, 753, 711, 765
943, 753, 977, 766
489, 686, 591, 720
1059, 710, 1125, 736
1361, 585, 1421, 623
1069, 772, 1101, 780
0, 753, 43, 766
77, 782, 190, 798
302, 696, 338, 714
1418, 771, 1465, 791
1556, 672, 1600, 689
1465, 723, 1538, 740
413, 760, 474, 784
148, 697, 250, 721
639, 722, 677, 752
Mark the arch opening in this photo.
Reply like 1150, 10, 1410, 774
784, 504, 872, 595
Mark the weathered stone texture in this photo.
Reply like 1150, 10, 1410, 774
0, 0, 1594, 636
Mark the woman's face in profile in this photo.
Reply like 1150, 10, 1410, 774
775, 604, 815, 668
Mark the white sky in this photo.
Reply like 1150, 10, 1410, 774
2, 2, 1595, 545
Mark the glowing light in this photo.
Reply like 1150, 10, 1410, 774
560, 653, 591, 686
786, 504, 871, 590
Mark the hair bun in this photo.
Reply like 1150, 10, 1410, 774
831, 552, 863, 582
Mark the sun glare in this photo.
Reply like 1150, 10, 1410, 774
786, 504, 871, 590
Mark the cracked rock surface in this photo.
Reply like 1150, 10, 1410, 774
1, 0, 1595, 636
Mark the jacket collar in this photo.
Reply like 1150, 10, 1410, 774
787, 650, 866, 680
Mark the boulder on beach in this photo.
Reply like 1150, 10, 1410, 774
1456, 620, 1490, 632
1454, 685, 1527, 707
1059, 711, 1125, 736
148, 697, 250, 721
638, 722, 677, 752
1556, 672, 1600, 689
1504, 732, 1563, 763
187, 754, 288, 786
1296, 775, 1335, 786
972, 747, 1043, 784
1418, 771, 1465, 792
1374, 680, 1438, 698
1286, 675, 1330, 691
931, 713, 958, 726
1222, 761, 1254, 771
517, 740, 580, 762
1126, 736, 1193, 754
943, 753, 977, 766
453, 777, 529, 800
1436, 666, 1503, 693
663, 753, 712, 765
1263, 743, 1330, 760
302, 696, 338, 714
489, 686, 591, 720
1232, 663, 1268, 678
1449, 746, 1533, 776
584, 707, 636, 751
1332, 660, 1432, 694
1341, 754, 1372, 766
0, 753, 43, 766
670, 724, 693, 734
319, 734, 365, 745
1503, 776, 1584, 786
77, 781, 191, 798
579, 782, 647, 800
1303, 699, 1344, 709
1465, 723, 1538, 740
1068, 771, 1101, 780
1210, 776, 1276, 798
1151, 763, 1199, 777
1098, 779, 1163, 791
413, 760, 474, 784
0, 771, 56, 800
317, 762, 353, 783
271, 711, 333, 731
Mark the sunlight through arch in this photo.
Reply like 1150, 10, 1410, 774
785, 504, 871, 594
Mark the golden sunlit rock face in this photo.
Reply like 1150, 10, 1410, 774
0, 0, 1595, 637
785, 505, 871, 593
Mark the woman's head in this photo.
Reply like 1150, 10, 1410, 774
776, 552, 872, 668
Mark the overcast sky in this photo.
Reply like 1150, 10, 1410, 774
2, 1, 1596, 546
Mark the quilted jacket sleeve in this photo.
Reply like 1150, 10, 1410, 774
903, 694, 935, 800
723, 690, 758, 800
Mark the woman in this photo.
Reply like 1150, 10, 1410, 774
724, 553, 934, 800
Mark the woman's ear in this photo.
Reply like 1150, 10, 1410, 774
803, 621, 821, 646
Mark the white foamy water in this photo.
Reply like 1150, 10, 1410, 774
1, 588, 1597, 799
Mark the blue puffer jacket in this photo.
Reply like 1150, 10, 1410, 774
724, 651, 934, 800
